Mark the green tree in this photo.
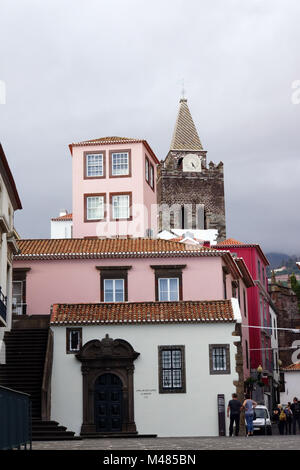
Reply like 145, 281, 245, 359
290, 273, 300, 313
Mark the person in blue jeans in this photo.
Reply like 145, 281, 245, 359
242, 394, 257, 436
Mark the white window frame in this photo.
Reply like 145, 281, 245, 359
111, 152, 129, 176
12, 280, 23, 315
150, 164, 154, 188
158, 278, 179, 301
86, 196, 105, 220
104, 279, 125, 302
112, 194, 130, 220
69, 330, 81, 352
145, 157, 149, 182
86, 153, 104, 177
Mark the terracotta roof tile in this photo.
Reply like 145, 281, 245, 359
217, 238, 245, 246
50, 300, 235, 325
282, 363, 300, 371
216, 238, 269, 266
15, 237, 223, 260
68, 136, 160, 164
51, 213, 73, 221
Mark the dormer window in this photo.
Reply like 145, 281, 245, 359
110, 150, 131, 177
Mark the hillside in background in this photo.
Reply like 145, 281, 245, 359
266, 252, 300, 277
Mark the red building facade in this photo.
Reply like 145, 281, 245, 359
215, 239, 273, 377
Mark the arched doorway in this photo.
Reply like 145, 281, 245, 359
76, 334, 140, 436
94, 373, 123, 432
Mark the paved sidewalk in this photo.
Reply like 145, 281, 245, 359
32, 435, 300, 451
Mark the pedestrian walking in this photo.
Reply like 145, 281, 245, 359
227, 393, 242, 436
284, 403, 293, 435
277, 404, 286, 435
291, 397, 300, 435
242, 394, 257, 437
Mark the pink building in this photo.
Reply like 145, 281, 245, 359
13, 237, 252, 380
69, 136, 159, 239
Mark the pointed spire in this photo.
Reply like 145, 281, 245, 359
170, 98, 203, 151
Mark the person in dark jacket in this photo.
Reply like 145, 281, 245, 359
291, 397, 300, 434
227, 393, 242, 436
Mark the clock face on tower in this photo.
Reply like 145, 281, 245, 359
182, 154, 201, 172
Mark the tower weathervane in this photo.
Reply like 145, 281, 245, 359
181, 79, 185, 100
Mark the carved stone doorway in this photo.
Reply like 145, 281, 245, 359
76, 334, 140, 435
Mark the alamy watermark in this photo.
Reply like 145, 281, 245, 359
291, 80, 300, 104
0, 80, 6, 104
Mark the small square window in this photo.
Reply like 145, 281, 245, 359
158, 278, 179, 301
104, 279, 124, 302
158, 346, 186, 393
86, 154, 104, 177
209, 344, 230, 375
111, 194, 130, 220
112, 152, 129, 176
86, 195, 105, 220
66, 328, 82, 354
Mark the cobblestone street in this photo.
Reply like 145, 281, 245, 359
32, 435, 300, 451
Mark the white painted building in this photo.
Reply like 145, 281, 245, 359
50, 210, 72, 239
157, 228, 218, 246
280, 363, 300, 405
270, 306, 280, 386
0, 143, 22, 362
50, 298, 243, 437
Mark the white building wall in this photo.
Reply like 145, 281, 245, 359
51, 321, 240, 437
0, 172, 14, 362
280, 372, 300, 405
51, 220, 72, 239
270, 306, 279, 385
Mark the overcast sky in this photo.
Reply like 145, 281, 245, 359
1, 0, 300, 254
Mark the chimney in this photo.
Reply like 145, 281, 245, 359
59, 209, 68, 217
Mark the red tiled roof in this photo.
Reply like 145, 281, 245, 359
15, 237, 226, 260
50, 300, 235, 325
68, 136, 160, 164
216, 238, 269, 266
282, 363, 300, 371
51, 213, 73, 221
217, 238, 245, 246
72, 136, 143, 145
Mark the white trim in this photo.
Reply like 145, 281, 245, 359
231, 297, 242, 324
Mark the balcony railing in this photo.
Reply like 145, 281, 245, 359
0, 286, 7, 324
0, 386, 32, 450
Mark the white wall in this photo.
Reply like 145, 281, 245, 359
51, 220, 72, 239
51, 322, 240, 437
270, 306, 279, 385
0, 172, 14, 362
280, 371, 300, 405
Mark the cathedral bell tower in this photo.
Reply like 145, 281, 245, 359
157, 97, 226, 242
